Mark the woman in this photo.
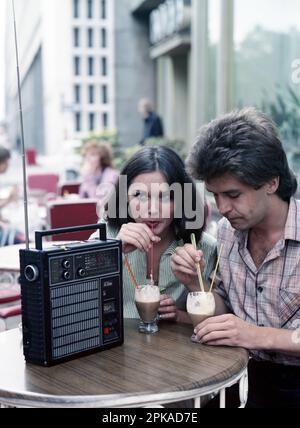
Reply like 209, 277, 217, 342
97, 146, 216, 322
79, 141, 119, 201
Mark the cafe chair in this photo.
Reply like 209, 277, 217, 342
28, 173, 59, 195
0, 305, 22, 332
59, 182, 81, 197
0, 284, 21, 308
47, 199, 98, 241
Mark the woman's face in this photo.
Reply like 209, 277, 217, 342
128, 171, 175, 236
85, 148, 101, 169
0, 160, 9, 174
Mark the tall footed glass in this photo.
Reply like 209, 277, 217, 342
135, 284, 160, 334
187, 291, 216, 342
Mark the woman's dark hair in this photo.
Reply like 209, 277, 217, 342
0, 146, 11, 164
106, 146, 206, 243
187, 107, 297, 202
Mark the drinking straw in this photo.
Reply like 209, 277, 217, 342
191, 233, 205, 293
150, 223, 154, 285
124, 256, 139, 289
209, 243, 224, 293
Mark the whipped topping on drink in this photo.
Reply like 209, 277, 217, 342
135, 284, 160, 302
135, 285, 160, 323
187, 292, 215, 327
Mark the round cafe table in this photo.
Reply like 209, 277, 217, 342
0, 319, 248, 408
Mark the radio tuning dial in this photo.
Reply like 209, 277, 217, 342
63, 271, 71, 280
24, 265, 39, 282
78, 268, 86, 278
62, 260, 71, 269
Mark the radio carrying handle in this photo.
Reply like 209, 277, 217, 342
35, 224, 107, 251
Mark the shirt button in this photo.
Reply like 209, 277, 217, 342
257, 287, 264, 293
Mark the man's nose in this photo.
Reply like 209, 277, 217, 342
217, 197, 232, 216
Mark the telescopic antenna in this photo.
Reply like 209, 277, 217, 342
12, 0, 30, 249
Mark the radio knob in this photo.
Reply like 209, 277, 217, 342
63, 271, 71, 280
24, 265, 39, 282
78, 268, 86, 278
62, 260, 71, 269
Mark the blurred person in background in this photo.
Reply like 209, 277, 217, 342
138, 98, 164, 146
79, 141, 119, 206
0, 146, 25, 246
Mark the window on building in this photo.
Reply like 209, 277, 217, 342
88, 85, 95, 104
101, 85, 108, 104
87, 0, 93, 19
101, 0, 107, 19
101, 28, 107, 48
73, 28, 80, 47
74, 85, 81, 103
88, 28, 94, 48
88, 57, 94, 76
89, 113, 95, 131
74, 57, 81, 76
75, 112, 81, 132
101, 57, 107, 76
73, 0, 80, 18
102, 112, 109, 129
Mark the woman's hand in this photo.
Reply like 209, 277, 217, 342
170, 244, 206, 290
158, 294, 178, 322
117, 222, 161, 254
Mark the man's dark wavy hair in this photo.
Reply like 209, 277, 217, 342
187, 107, 297, 202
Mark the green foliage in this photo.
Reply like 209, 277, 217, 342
144, 137, 188, 160
261, 86, 300, 172
262, 86, 300, 146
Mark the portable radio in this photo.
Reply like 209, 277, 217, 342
19, 224, 123, 367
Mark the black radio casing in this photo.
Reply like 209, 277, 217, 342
19, 224, 123, 367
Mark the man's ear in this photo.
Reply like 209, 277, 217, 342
266, 177, 280, 195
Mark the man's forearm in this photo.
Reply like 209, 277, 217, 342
255, 327, 300, 357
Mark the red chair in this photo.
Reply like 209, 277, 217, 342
28, 173, 59, 194
26, 148, 38, 166
0, 305, 22, 332
0, 284, 21, 308
59, 182, 81, 197
0, 284, 21, 331
47, 199, 98, 241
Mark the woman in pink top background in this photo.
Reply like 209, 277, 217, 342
79, 141, 119, 206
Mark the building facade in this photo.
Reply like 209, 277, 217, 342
5, 0, 300, 156
132, 0, 300, 150
5, 0, 155, 154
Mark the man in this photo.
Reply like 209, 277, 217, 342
171, 108, 300, 408
138, 98, 164, 146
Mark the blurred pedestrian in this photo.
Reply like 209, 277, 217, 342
138, 98, 164, 145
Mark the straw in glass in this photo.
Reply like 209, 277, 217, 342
150, 223, 154, 285
209, 243, 224, 293
124, 255, 139, 289
191, 233, 205, 293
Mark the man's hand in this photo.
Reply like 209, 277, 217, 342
170, 244, 206, 289
194, 314, 260, 349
